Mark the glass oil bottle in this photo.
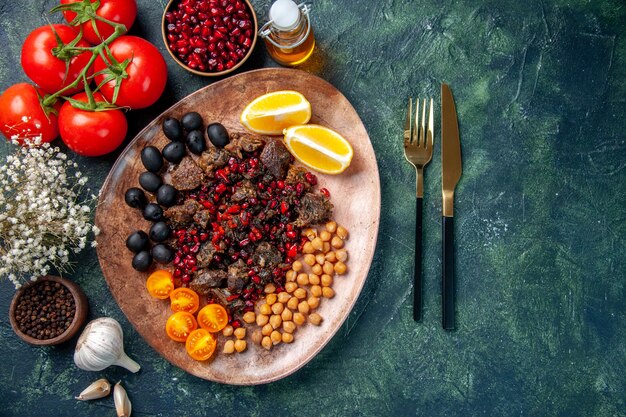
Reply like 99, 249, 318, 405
259, 0, 315, 66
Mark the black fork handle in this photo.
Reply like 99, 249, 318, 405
413, 197, 423, 322
442, 216, 455, 330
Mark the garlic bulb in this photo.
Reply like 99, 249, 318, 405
74, 317, 140, 373
75, 378, 111, 401
114, 381, 132, 417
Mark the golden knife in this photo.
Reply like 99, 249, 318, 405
441, 83, 462, 330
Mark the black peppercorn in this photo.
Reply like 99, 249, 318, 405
14, 281, 75, 340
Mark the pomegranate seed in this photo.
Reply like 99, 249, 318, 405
320, 188, 331, 198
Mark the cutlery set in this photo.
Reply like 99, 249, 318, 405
403, 84, 462, 330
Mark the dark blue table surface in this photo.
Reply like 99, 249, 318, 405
0, 0, 625, 416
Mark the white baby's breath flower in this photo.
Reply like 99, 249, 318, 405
0, 142, 98, 289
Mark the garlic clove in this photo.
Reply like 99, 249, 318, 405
75, 378, 111, 401
114, 381, 132, 417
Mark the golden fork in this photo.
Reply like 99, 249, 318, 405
403, 97, 434, 322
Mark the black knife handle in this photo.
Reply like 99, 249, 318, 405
413, 197, 423, 322
442, 216, 455, 330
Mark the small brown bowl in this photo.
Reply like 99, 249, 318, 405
9, 275, 88, 346
162, 0, 258, 77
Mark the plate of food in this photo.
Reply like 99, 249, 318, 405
95, 68, 380, 384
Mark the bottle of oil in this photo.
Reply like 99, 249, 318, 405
259, 0, 315, 66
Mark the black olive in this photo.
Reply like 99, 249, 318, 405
152, 243, 175, 264
181, 112, 203, 131
163, 117, 183, 141
124, 187, 147, 209
139, 172, 162, 193
186, 130, 206, 155
162, 141, 186, 164
132, 250, 152, 271
143, 203, 163, 222
149, 221, 171, 242
207, 123, 229, 148
126, 230, 149, 253
156, 184, 177, 207
141, 146, 163, 173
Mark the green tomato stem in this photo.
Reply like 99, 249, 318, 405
41, 21, 128, 110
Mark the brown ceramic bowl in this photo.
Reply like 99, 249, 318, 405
161, 0, 258, 77
9, 275, 88, 346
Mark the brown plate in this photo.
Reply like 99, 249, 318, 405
95, 68, 380, 385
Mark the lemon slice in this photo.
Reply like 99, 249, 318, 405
283, 125, 353, 174
240, 90, 312, 135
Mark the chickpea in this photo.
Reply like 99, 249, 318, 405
270, 330, 282, 345
321, 274, 333, 287
315, 253, 325, 265
311, 264, 323, 275
336, 226, 348, 239
282, 332, 294, 343
292, 260, 303, 272
298, 300, 310, 314
256, 314, 269, 327
302, 228, 317, 240
262, 323, 273, 336
319, 230, 331, 242
308, 273, 321, 285
277, 292, 291, 304
334, 261, 347, 275
250, 329, 263, 345
311, 285, 322, 297
331, 236, 344, 249
271, 302, 284, 315
234, 339, 247, 352
234, 327, 246, 340
259, 303, 272, 315
222, 325, 234, 337
264, 283, 276, 294
281, 308, 293, 321
242, 311, 256, 324
325, 221, 337, 233
322, 242, 331, 253
296, 273, 310, 286
285, 282, 298, 293
282, 320, 296, 333
266, 293, 277, 306
293, 288, 307, 299
311, 237, 323, 251
322, 287, 335, 298
335, 248, 348, 262
302, 242, 315, 254
303, 254, 316, 266
270, 314, 283, 329
325, 251, 337, 263
322, 261, 334, 275
261, 336, 272, 350
307, 296, 320, 309
223, 340, 235, 354
309, 313, 323, 326
287, 297, 299, 310
293, 312, 306, 326
285, 270, 297, 282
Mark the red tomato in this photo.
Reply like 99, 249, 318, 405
58, 92, 127, 156
60, 0, 137, 45
0, 83, 60, 144
21, 24, 93, 95
93, 36, 167, 109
